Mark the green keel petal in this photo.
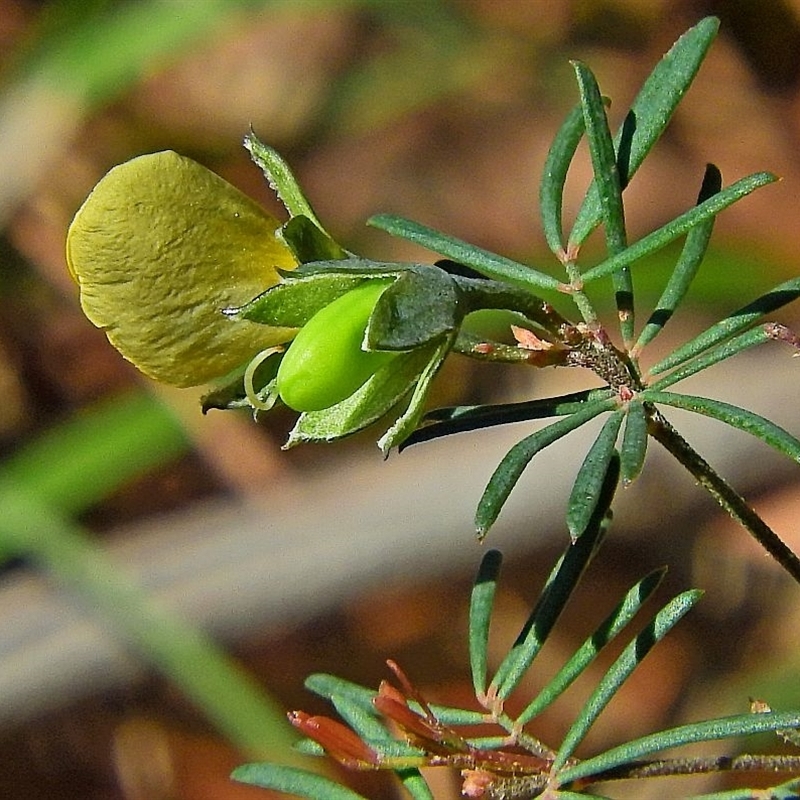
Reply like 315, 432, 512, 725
67, 151, 297, 387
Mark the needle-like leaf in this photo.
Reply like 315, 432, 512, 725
649, 274, 800, 376
552, 590, 702, 772
539, 102, 586, 256
469, 549, 503, 698
580, 172, 776, 285
642, 391, 800, 463
402, 389, 614, 449
232, 764, 370, 799
573, 61, 633, 343
569, 17, 720, 246
633, 163, 721, 355
476, 398, 617, 539
558, 710, 800, 786
648, 325, 786, 390
515, 568, 666, 726
619, 400, 649, 484
368, 213, 563, 292
567, 411, 624, 541
489, 457, 618, 700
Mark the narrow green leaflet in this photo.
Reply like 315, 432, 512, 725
619, 400, 649, 484
305, 673, 377, 710
326, 696, 430, 789
231, 764, 368, 799
476, 398, 617, 538
569, 16, 720, 246
580, 172, 776, 285
567, 411, 624, 541
404, 389, 614, 449
539, 103, 586, 255
552, 589, 702, 773
490, 463, 616, 701
469, 549, 503, 697
558, 710, 800, 786
633, 164, 721, 355
421, 705, 486, 727
648, 325, 780, 390
397, 771, 435, 800
648, 274, 800, 376
368, 213, 563, 293
573, 61, 633, 343
515, 568, 666, 727
331, 694, 392, 746
642, 390, 800, 463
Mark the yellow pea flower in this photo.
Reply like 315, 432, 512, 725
66, 151, 298, 387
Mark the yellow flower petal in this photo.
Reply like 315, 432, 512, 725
66, 151, 297, 387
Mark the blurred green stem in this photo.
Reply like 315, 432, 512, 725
0, 481, 301, 761
0, 391, 303, 761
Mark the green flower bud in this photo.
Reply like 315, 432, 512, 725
277, 279, 398, 411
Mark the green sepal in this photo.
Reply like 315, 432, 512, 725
378, 333, 455, 454
244, 131, 346, 257
452, 275, 573, 337
234, 269, 376, 329
200, 373, 252, 412
368, 268, 459, 350
284, 340, 442, 447
278, 214, 349, 264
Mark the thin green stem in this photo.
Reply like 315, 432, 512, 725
647, 411, 800, 584
584, 753, 800, 785
563, 258, 598, 325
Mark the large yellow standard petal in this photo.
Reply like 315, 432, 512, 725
66, 151, 298, 387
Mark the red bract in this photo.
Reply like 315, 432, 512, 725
287, 710, 381, 770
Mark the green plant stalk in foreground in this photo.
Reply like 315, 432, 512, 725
0, 393, 301, 762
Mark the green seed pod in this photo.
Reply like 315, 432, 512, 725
277, 279, 398, 411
